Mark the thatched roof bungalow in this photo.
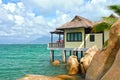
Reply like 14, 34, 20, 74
48, 15, 112, 62
48, 15, 107, 49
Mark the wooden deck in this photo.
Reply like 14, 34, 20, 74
47, 43, 87, 62
48, 43, 64, 48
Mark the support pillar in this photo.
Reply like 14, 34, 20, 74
59, 34, 61, 42
76, 51, 78, 59
62, 50, 66, 63
70, 50, 72, 56
73, 51, 76, 56
81, 51, 84, 58
51, 33, 53, 43
50, 50, 54, 62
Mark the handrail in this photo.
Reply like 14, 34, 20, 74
48, 43, 64, 48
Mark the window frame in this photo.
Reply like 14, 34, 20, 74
90, 34, 95, 42
67, 32, 82, 42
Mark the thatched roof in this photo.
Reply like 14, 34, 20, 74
50, 30, 64, 34
109, 14, 118, 18
57, 16, 93, 30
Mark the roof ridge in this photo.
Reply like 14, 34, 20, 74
71, 15, 92, 23
57, 15, 93, 30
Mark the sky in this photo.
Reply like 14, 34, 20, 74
0, 0, 120, 44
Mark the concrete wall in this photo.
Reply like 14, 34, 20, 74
64, 28, 108, 49
86, 33, 103, 49
104, 30, 109, 42
64, 28, 85, 48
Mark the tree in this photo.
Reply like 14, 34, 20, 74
92, 16, 117, 33
109, 5, 120, 16
92, 4, 120, 47
93, 4, 120, 33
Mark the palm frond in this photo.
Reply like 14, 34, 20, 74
92, 22, 111, 33
102, 17, 117, 24
92, 17, 117, 33
103, 40, 108, 48
109, 5, 120, 16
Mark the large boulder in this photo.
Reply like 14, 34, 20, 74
85, 18, 120, 80
80, 45, 99, 74
101, 49, 120, 80
18, 74, 78, 80
56, 74, 77, 80
18, 74, 62, 80
66, 55, 79, 75
52, 60, 60, 66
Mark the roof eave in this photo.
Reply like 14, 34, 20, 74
56, 26, 92, 30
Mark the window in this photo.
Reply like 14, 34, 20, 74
71, 33, 74, 41
78, 33, 82, 41
90, 35, 95, 42
67, 32, 82, 42
74, 33, 78, 41
67, 33, 71, 41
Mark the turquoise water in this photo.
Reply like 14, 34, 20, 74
0, 44, 67, 80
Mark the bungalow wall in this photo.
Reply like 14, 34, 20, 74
86, 33, 103, 49
64, 28, 85, 48
64, 28, 107, 49
104, 30, 109, 42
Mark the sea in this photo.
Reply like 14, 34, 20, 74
0, 44, 68, 80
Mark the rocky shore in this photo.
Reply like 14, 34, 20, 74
19, 18, 120, 80
18, 74, 85, 80
86, 18, 120, 80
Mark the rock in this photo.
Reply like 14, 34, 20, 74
52, 60, 60, 66
84, 45, 99, 57
18, 74, 62, 80
56, 74, 77, 80
66, 55, 79, 75
85, 18, 120, 80
80, 45, 99, 74
101, 49, 120, 80
18, 74, 83, 80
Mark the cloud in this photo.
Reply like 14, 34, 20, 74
0, 1, 72, 40
3, 3, 16, 13
14, 15, 24, 25
21, 0, 120, 20
0, 0, 2, 4
0, 0, 120, 43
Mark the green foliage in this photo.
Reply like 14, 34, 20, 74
93, 4, 120, 48
103, 40, 108, 48
92, 22, 111, 32
92, 17, 117, 33
102, 17, 117, 25
109, 5, 120, 16
93, 4, 119, 33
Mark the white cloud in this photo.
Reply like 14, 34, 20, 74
91, 0, 106, 4
3, 3, 16, 13
14, 15, 24, 25
7, 14, 14, 21
0, 0, 2, 4
21, 0, 84, 15
17, 2, 24, 9
0, 0, 120, 43
21, 0, 120, 21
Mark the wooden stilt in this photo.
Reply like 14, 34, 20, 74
76, 51, 78, 58
62, 50, 66, 63
70, 50, 72, 56
73, 51, 76, 56
81, 51, 83, 58
50, 50, 54, 62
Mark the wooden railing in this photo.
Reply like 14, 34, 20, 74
48, 43, 64, 48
